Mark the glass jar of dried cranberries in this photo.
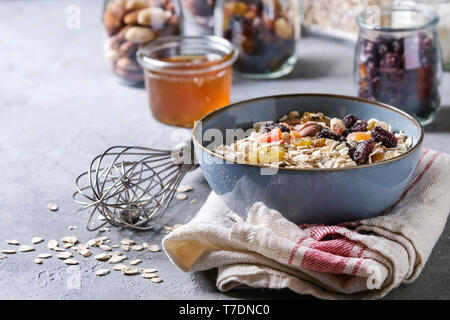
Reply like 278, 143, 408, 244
215, 0, 301, 79
354, 6, 442, 125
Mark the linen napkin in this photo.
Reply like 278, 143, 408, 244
162, 149, 450, 299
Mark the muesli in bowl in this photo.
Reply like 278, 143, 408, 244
214, 111, 412, 169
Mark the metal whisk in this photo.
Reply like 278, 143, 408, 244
73, 141, 197, 231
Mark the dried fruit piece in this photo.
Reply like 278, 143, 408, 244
350, 120, 368, 132
259, 122, 290, 134
346, 131, 372, 142
343, 114, 359, 128
351, 140, 376, 164
316, 128, 344, 142
296, 122, 322, 138
256, 146, 286, 164
371, 126, 398, 148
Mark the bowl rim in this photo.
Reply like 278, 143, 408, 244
191, 93, 424, 172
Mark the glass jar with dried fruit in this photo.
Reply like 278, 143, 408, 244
103, 0, 182, 86
215, 0, 301, 79
354, 6, 442, 125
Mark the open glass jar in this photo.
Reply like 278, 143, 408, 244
102, 0, 182, 86
215, 0, 301, 79
137, 36, 238, 127
355, 6, 442, 125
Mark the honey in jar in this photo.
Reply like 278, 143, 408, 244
137, 36, 238, 127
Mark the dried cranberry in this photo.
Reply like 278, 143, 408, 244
351, 139, 376, 165
316, 128, 345, 142
260, 122, 290, 134
371, 126, 398, 148
350, 120, 368, 132
343, 114, 359, 128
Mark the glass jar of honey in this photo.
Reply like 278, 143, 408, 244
137, 36, 238, 127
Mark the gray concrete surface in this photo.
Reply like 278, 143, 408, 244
0, 0, 449, 300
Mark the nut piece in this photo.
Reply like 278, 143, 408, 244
125, 0, 148, 11
95, 269, 110, 277
137, 7, 168, 27
296, 122, 322, 137
103, 9, 123, 36
124, 9, 142, 25
19, 245, 35, 252
124, 26, 155, 44
274, 18, 293, 40
31, 237, 44, 244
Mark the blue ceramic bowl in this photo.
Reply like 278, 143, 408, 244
192, 94, 424, 224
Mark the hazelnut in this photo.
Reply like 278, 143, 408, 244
274, 18, 293, 40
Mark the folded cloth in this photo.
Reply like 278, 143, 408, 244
162, 149, 450, 299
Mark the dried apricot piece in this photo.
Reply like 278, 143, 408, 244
347, 131, 371, 142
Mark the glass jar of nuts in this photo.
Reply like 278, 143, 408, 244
103, 0, 182, 86
215, 0, 301, 79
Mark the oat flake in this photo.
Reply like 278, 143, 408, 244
64, 259, 78, 265
147, 244, 160, 252
48, 240, 58, 250
6, 240, 20, 245
34, 258, 43, 264
31, 237, 44, 244
130, 259, 142, 266
47, 203, 58, 211
96, 269, 110, 277
19, 245, 35, 252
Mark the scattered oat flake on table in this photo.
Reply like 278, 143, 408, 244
112, 244, 119, 248
147, 244, 160, 252
1, 250, 16, 254
19, 245, 35, 252
176, 185, 193, 192
143, 268, 157, 273
78, 248, 91, 257
121, 238, 135, 245
99, 227, 110, 232
130, 259, 142, 266
31, 237, 44, 244
96, 269, 110, 277
151, 278, 163, 283
131, 245, 143, 251
64, 243, 74, 249
164, 226, 174, 232
38, 253, 52, 259
34, 258, 42, 264
109, 255, 127, 264
113, 264, 129, 271
48, 240, 58, 250
142, 273, 158, 279
57, 252, 73, 259
99, 245, 111, 251
176, 193, 188, 200
122, 245, 130, 252
61, 236, 77, 245
6, 240, 19, 245
123, 267, 139, 275
64, 259, 78, 265
1, 255, 7, 259
54, 247, 65, 252
47, 203, 58, 211
190, 199, 197, 204
95, 253, 110, 261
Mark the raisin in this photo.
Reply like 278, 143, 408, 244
351, 139, 376, 165
371, 126, 398, 148
260, 122, 290, 134
346, 143, 356, 160
343, 114, 359, 128
316, 128, 345, 142
350, 119, 368, 132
